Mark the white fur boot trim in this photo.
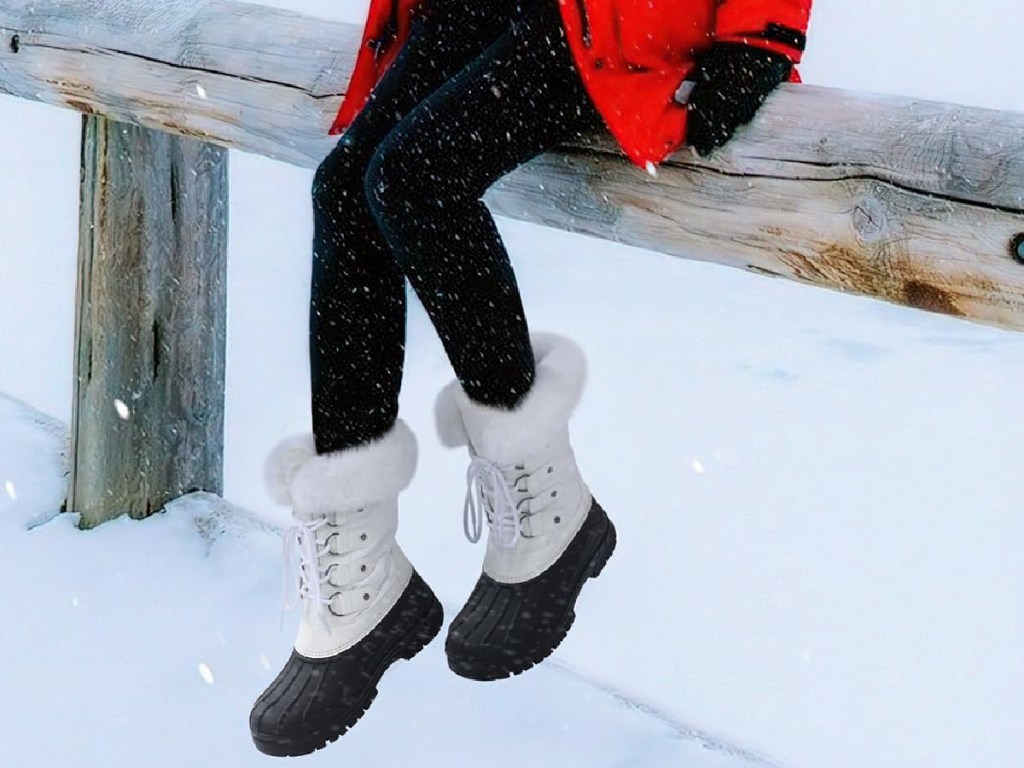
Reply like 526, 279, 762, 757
263, 419, 417, 520
433, 332, 587, 464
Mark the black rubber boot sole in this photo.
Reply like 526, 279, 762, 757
446, 499, 616, 681
251, 570, 443, 757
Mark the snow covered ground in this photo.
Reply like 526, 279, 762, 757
0, 394, 766, 768
2, 1, 1024, 767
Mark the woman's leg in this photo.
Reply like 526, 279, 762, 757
310, 0, 540, 455
252, 3, 609, 755
364, 0, 614, 681
363, 0, 604, 411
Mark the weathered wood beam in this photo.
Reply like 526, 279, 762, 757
2, 0, 1023, 331
71, 116, 228, 528
0, 0, 349, 166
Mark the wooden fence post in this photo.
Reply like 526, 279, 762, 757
70, 115, 228, 528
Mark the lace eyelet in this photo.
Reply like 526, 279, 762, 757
360, 564, 367, 573
328, 596, 344, 618
554, 516, 561, 524
360, 533, 368, 542
362, 593, 370, 601
547, 466, 554, 474
550, 490, 558, 498
515, 463, 525, 470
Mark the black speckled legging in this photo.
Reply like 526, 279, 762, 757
309, 0, 604, 454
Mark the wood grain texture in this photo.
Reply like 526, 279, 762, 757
2, 0, 1023, 330
71, 115, 228, 528
0, 0, 348, 166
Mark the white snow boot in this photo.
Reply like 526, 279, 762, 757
249, 419, 442, 756
434, 332, 616, 680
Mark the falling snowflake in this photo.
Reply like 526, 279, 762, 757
691, 460, 705, 475
196, 84, 207, 100
645, 160, 658, 178
4, 480, 15, 501
198, 663, 215, 685
114, 399, 131, 420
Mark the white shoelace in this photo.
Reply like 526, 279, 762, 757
281, 518, 330, 631
280, 515, 384, 632
464, 456, 523, 550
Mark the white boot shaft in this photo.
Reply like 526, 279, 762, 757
285, 499, 414, 658
465, 428, 593, 583
263, 421, 418, 658
438, 333, 593, 584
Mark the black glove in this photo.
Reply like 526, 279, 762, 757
685, 42, 792, 157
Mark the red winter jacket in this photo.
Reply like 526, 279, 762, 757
329, 0, 812, 170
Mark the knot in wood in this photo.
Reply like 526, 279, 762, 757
852, 197, 888, 243
1012, 233, 1024, 265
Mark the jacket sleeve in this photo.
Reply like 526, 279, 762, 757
713, 0, 813, 63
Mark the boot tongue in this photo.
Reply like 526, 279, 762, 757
460, 400, 567, 466
463, 455, 522, 548
291, 507, 344, 525
453, 366, 579, 466
456, 397, 533, 466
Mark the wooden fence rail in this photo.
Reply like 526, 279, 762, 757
3, 0, 1023, 329
1, 0, 1023, 524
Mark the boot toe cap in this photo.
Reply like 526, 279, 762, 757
444, 576, 572, 680
250, 571, 443, 755
249, 651, 371, 753
446, 501, 616, 681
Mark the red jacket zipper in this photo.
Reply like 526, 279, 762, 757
573, 0, 593, 47
368, 0, 401, 62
